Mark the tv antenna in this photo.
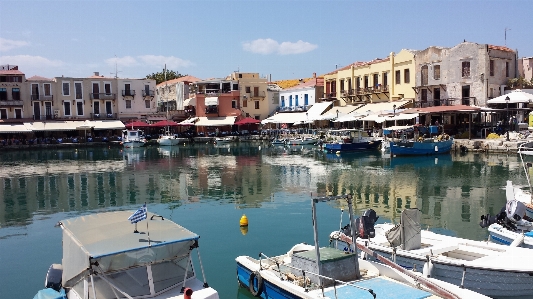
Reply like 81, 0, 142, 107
111, 55, 122, 78
505, 27, 511, 46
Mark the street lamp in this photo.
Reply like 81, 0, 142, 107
393, 104, 397, 116
506, 96, 510, 141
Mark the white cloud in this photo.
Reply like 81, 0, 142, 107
0, 38, 30, 52
242, 38, 317, 55
0, 55, 64, 68
106, 55, 192, 70
138, 55, 193, 69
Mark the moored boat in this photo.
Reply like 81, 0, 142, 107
33, 209, 219, 299
324, 129, 381, 153
390, 136, 453, 156
286, 136, 318, 145
122, 129, 146, 148
331, 208, 533, 298
158, 134, 181, 146
237, 195, 489, 299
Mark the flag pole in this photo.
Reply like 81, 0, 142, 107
146, 202, 150, 246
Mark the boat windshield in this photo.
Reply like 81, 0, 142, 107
71, 257, 195, 299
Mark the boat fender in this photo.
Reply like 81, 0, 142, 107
45, 263, 63, 292
422, 256, 434, 278
183, 287, 193, 299
434, 145, 438, 152
510, 234, 525, 247
248, 271, 263, 297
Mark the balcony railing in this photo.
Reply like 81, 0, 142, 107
249, 91, 266, 98
122, 90, 136, 97
90, 112, 117, 119
90, 93, 116, 100
0, 100, 23, 106
33, 114, 55, 121
414, 98, 458, 108
461, 97, 476, 106
31, 94, 54, 101
142, 90, 155, 97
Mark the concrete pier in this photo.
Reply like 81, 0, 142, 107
452, 139, 528, 153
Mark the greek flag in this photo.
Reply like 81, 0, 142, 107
128, 204, 147, 224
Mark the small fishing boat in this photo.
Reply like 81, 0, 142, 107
324, 129, 381, 153
158, 133, 181, 146
286, 136, 318, 145
34, 209, 219, 299
390, 135, 453, 156
214, 136, 234, 144
236, 195, 489, 299
270, 138, 286, 145
122, 129, 146, 148
331, 208, 533, 298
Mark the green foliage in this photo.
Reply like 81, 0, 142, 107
507, 76, 533, 89
145, 69, 184, 85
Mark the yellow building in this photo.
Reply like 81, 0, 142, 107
324, 49, 417, 106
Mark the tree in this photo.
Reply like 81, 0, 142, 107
145, 69, 184, 85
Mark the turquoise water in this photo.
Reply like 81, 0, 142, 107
0, 143, 526, 299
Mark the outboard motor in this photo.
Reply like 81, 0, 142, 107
45, 264, 63, 292
355, 209, 379, 239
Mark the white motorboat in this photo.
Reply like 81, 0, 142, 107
237, 195, 489, 299
34, 210, 219, 299
286, 136, 318, 145
122, 129, 146, 148
331, 208, 533, 298
271, 138, 286, 145
214, 137, 234, 144
158, 134, 181, 146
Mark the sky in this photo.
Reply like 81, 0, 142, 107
1, 0, 532, 82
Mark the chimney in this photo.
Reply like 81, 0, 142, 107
94, 72, 99, 76
313, 72, 316, 78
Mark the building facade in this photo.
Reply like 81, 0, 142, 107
278, 74, 324, 112
155, 75, 201, 122
0, 65, 25, 121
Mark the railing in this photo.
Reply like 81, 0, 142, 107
414, 98, 458, 108
142, 90, 155, 97
33, 114, 55, 120
122, 90, 136, 97
461, 97, 476, 106
90, 93, 116, 100
0, 100, 23, 106
323, 92, 336, 99
249, 91, 266, 98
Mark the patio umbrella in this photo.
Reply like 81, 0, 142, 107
151, 120, 179, 127
487, 90, 533, 104
124, 121, 151, 129
234, 117, 261, 125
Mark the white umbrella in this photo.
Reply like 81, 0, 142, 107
487, 90, 533, 104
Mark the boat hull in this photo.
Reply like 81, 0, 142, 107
157, 136, 180, 146
237, 262, 301, 299
324, 140, 381, 152
390, 139, 453, 156
123, 140, 145, 148
488, 224, 533, 249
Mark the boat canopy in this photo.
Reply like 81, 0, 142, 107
60, 211, 199, 287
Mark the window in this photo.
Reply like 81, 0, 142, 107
289, 95, 293, 106
395, 70, 401, 84
255, 101, 259, 109
0, 88, 6, 101
295, 95, 299, 106
62, 82, 70, 96
105, 83, 111, 95
404, 69, 410, 83
76, 101, 83, 115
0, 109, 6, 119
44, 83, 51, 96
45, 102, 52, 118
340, 79, 345, 92
382, 72, 388, 87
254, 87, 259, 97
434, 65, 440, 80
490, 60, 494, 76
462, 61, 470, 78
373, 74, 379, 87
506, 61, 509, 77
243, 100, 247, 107
232, 100, 237, 108
15, 108, 21, 119
124, 84, 132, 96
490, 88, 494, 98
281, 97, 285, 107
75, 82, 82, 99
126, 100, 132, 109
105, 101, 112, 114
93, 101, 100, 115
145, 100, 150, 109
421, 66, 428, 86
32, 83, 39, 99
245, 86, 251, 93
364, 76, 368, 88
64, 102, 71, 116
12, 88, 20, 101
304, 94, 309, 106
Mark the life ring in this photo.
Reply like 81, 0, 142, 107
248, 271, 263, 297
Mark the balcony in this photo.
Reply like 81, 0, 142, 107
461, 97, 476, 106
414, 98, 458, 108
142, 90, 155, 97
90, 112, 117, 119
122, 90, 136, 97
33, 114, 55, 121
31, 94, 54, 101
249, 91, 266, 98
90, 93, 116, 100
0, 100, 23, 106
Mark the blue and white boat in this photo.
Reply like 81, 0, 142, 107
324, 129, 381, 153
34, 210, 219, 299
236, 195, 489, 299
390, 137, 453, 156
122, 129, 146, 148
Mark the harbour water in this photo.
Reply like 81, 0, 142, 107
0, 143, 527, 299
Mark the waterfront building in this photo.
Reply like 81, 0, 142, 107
518, 57, 533, 82
413, 41, 516, 109
155, 75, 201, 122
0, 65, 26, 121
278, 73, 324, 113
27, 75, 55, 120
323, 49, 417, 107
116, 76, 157, 121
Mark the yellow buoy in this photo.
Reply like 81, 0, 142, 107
240, 226, 248, 235
239, 214, 248, 227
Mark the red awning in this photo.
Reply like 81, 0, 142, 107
123, 121, 151, 128
403, 105, 481, 114
151, 120, 179, 127
235, 117, 261, 125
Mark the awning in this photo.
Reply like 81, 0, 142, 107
354, 100, 411, 115
318, 105, 362, 120
387, 113, 419, 121
28, 121, 88, 131
195, 116, 236, 126
205, 97, 218, 106
306, 102, 333, 120
487, 90, 533, 104
359, 114, 387, 123
183, 98, 196, 107
179, 117, 198, 125
91, 120, 126, 130
0, 123, 32, 133
261, 112, 307, 124
402, 105, 481, 114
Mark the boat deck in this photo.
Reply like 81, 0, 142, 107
323, 277, 434, 299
